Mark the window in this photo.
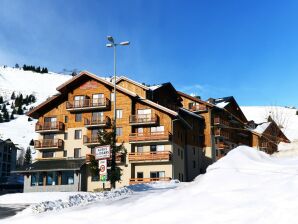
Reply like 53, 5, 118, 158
63, 150, 67, 157
137, 172, 143, 179
92, 112, 103, 122
75, 113, 82, 122
150, 171, 165, 179
64, 132, 68, 140
136, 146, 143, 153
91, 173, 99, 181
150, 145, 156, 152
74, 148, 81, 158
193, 160, 196, 168
74, 130, 82, 139
46, 172, 58, 186
31, 173, 38, 186
151, 126, 164, 133
92, 93, 104, 106
64, 115, 68, 123
116, 127, 123, 136
110, 92, 115, 102
150, 144, 165, 152
116, 109, 123, 119
42, 151, 54, 158
61, 171, 74, 185
74, 95, 85, 107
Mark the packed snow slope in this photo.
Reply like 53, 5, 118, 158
0, 66, 71, 149
4, 146, 298, 224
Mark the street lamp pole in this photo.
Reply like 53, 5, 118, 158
106, 36, 130, 188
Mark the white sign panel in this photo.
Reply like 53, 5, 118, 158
99, 159, 107, 175
95, 145, 111, 160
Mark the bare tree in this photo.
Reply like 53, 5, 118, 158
265, 105, 289, 129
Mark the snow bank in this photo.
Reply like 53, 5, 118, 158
30, 187, 132, 213
5, 146, 298, 224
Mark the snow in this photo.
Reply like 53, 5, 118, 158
253, 122, 271, 134
3, 146, 298, 223
0, 66, 71, 151
215, 101, 229, 108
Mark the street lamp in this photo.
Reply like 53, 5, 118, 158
106, 36, 130, 189
106, 36, 130, 124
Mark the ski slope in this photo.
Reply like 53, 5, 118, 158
0, 66, 71, 150
2, 146, 298, 223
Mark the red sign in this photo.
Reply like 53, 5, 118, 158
80, 80, 98, 90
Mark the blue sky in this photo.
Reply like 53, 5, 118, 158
0, 0, 297, 106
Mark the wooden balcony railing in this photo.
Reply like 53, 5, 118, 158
129, 132, 171, 143
216, 142, 229, 150
129, 114, 158, 125
34, 139, 64, 150
129, 177, 171, 185
84, 116, 111, 128
260, 142, 269, 148
66, 98, 110, 111
83, 135, 100, 146
128, 151, 172, 162
214, 128, 229, 139
214, 117, 229, 126
190, 104, 207, 112
35, 121, 64, 133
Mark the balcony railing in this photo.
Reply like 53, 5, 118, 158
34, 139, 64, 150
83, 135, 100, 146
66, 98, 110, 111
128, 151, 172, 162
216, 142, 229, 150
35, 121, 64, 133
129, 114, 158, 125
214, 117, 229, 126
129, 177, 171, 185
129, 131, 171, 143
214, 128, 229, 139
84, 116, 111, 128
260, 142, 269, 148
190, 104, 207, 112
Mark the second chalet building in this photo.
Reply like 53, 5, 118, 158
20, 71, 204, 192
18, 71, 289, 192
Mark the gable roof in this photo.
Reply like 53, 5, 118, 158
177, 91, 214, 108
115, 76, 150, 90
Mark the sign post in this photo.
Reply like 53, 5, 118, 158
95, 145, 111, 160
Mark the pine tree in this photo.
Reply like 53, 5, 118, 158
1, 104, 6, 113
3, 110, 9, 122
29, 139, 34, 146
0, 113, 3, 123
10, 110, 15, 120
0, 96, 3, 104
15, 63, 19, 68
24, 147, 32, 166
17, 106, 24, 115
36, 66, 41, 73
95, 121, 126, 188
11, 91, 16, 100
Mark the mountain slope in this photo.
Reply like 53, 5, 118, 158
0, 66, 71, 150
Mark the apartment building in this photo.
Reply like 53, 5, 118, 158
249, 117, 290, 154
0, 139, 18, 180
178, 92, 253, 169
19, 71, 204, 192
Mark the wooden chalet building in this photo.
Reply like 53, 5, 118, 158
19, 72, 205, 192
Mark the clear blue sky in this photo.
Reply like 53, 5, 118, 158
0, 0, 297, 106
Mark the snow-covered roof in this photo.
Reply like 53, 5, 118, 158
253, 122, 271, 134
148, 84, 162, 91
215, 101, 229, 108
179, 107, 204, 119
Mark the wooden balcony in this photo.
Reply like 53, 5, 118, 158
129, 114, 158, 125
216, 142, 230, 150
260, 142, 269, 149
129, 132, 171, 143
128, 151, 172, 163
35, 121, 64, 133
84, 116, 111, 128
129, 177, 171, 185
190, 104, 207, 112
214, 117, 229, 126
83, 135, 100, 147
214, 128, 229, 139
66, 98, 110, 112
34, 139, 64, 150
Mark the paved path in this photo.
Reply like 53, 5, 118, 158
0, 204, 29, 220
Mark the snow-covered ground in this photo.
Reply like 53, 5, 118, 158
0, 66, 71, 150
2, 146, 298, 223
